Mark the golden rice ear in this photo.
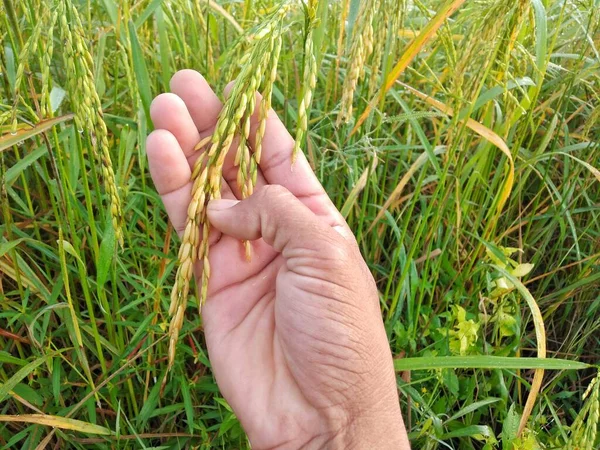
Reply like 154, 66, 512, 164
165, 9, 287, 374
293, 1, 318, 162
50, 0, 124, 246
337, 0, 379, 126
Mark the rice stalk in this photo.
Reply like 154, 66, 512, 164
10, 7, 46, 133
366, 3, 387, 100
293, 0, 318, 161
166, 10, 287, 375
567, 371, 600, 450
337, 0, 379, 125
57, 0, 124, 246
39, 9, 58, 118
192, 0, 216, 80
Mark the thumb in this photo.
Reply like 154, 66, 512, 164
207, 185, 342, 256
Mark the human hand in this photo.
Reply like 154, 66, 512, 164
147, 70, 409, 449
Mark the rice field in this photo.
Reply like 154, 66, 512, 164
0, 0, 599, 448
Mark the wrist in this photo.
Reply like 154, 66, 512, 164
338, 398, 409, 450
296, 400, 409, 450
260, 402, 408, 450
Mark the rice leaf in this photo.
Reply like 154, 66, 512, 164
394, 356, 588, 372
0, 114, 74, 153
0, 414, 112, 435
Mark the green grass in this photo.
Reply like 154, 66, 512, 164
1, 0, 599, 448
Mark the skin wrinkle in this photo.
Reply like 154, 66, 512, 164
206, 249, 279, 298
216, 288, 275, 345
272, 338, 352, 447
287, 272, 369, 316
278, 308, 367, 367
286, 284, 364, 326
285, 319, 365, 363
287, 266, 358, 299
284, 240, 353, 270
279, 291, 367, 352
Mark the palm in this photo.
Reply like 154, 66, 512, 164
203, 237, 314, 446
147, 71, 358, 447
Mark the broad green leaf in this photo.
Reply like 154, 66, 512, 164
12, 383, 43, 407
52, 358, 61, 407
180, 377, 194, 434
58, 240, 85, 268
0, 351, 26, 366
137, 374, 163, 428
441, 425, 493, 440
447, 397, 502, 423
530, 0, 548, 76
155, 6, 171, 90
469, 77, 535, 114
4, 46, 16, 90
119, 313, 155, 359
502, 404, 521, 450
135, 0, 164, 28
346, 0, 362, 44
4, 147, 47, 185
100, 0, 118, 28
511, 263, 534, 278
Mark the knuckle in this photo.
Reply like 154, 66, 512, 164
146, 129, 174, 150
320, 236, 354, 266
255, 184, 291, 203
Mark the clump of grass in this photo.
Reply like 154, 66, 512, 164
0, 0, 599, 447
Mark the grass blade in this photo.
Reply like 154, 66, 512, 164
0, 114, 74, 152
0, 352, 57, 403
0, 414, 112, 435
397, 81, 515, 216
495, 266, 547, 437
394, 356, 588, 372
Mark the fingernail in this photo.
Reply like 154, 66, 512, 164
207, 199, 239, 212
